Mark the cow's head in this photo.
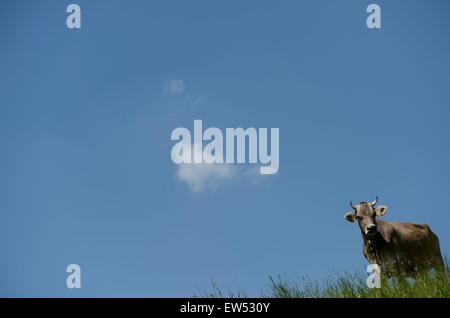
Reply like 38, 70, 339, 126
344, 196, 388, 236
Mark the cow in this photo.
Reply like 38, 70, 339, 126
344, 197, 445, 277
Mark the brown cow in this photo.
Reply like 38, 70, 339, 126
344, 197, 444, 277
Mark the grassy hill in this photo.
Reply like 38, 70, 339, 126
197, 267, 450, 298
267, 270, 450, 298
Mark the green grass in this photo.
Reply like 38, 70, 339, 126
266, 270, 450, 298
196, 268, 450, 298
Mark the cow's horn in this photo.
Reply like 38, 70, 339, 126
370, 196, 378, 206
350, 200, 356, 209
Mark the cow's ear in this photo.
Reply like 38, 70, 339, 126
344, 212, 357, 222
375, 205, 388, 216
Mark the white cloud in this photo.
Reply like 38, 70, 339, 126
174, 144, 269, 192
164, 79, 186, 95
176, 162, 236, 192
175, 144, 236, 192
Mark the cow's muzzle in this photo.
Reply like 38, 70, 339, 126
365, 224, 377, 236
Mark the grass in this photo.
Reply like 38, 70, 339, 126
196, 267, 450, 298
194, 280, 248, 298
266, 270, 450, 298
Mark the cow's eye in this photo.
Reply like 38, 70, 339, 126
356, 215, 362, 220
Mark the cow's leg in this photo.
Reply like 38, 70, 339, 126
430, 231, 445, 272
433, 253, 445, 273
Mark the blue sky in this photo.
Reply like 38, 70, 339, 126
1, 0, 450, 297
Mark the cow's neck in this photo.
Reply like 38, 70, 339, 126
362, 229, 385, 263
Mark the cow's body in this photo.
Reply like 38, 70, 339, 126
344, 198, 445, 277
362, 220, 444, 276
